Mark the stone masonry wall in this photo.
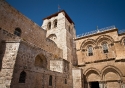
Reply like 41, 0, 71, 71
11, 40, 71, 88
0, 0, 62, 58
0, 41, 20, 88
74, 29, 125, 88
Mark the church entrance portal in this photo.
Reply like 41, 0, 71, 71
89, 81, 99, 88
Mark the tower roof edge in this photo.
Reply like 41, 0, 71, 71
43, 10, 74, 24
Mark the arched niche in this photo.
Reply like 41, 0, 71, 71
34, 54, 47, 69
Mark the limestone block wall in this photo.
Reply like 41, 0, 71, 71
11, 40, 72, 88
0, 41, 20, 88
42, 12, 77, 63
75, 29, 125, 65
0, 0, 62, 58
114, 34, 125, 60
0, 28, 21, 88
80, 61, 125, 88
50, 59, 69, 73
42, 12, 68, 60
72, 68, 83, 88
74, 29, 125, 88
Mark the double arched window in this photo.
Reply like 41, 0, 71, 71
102, 42, 108, 53
47, 19, 58, 30
14, 28, 21, 36
87, 45, 93, 56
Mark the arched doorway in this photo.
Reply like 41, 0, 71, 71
102, 67, 122, 88
84, 68, 101, 88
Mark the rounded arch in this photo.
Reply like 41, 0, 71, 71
53, 19, 57, 28
96, 35, 114, 45
101, 65, 122, 81
84, 68, 101, 82
120, 36, 125, 45
47, 34, 57, 41
84, 67, 101, 75
80, 39, 96, 50
34, 53, 47, 68
14, 27, 22, 36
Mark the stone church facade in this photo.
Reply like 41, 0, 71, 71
0, 0, 125, 88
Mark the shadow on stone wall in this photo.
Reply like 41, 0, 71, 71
83, 74, 88, 88
0, 41, 6, 71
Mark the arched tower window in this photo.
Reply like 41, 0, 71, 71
49, 75, 52, 86
87, 45, 93, 56
102, 42, 108, 53
34, 54, 47, 68
47, 22, 51, 30
53, 19, 57, 28
14, 28, 21, 36
19, 71, 26, 83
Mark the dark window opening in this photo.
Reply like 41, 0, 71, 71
103, 49, 108, 53
14, 28, 21, 36
102, 43, 108, 53
54, 19, 57, 28
19, 71, 26, 83
49, 75, 52, 86
65, 79, 67, 84
88, 53, 93, 56
89, 82, 99, 88
48, 22, 51, 30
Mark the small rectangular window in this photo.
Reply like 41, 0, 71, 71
88, 53, 93, 56
103, 49, 108, 53
49, 75, 52, 86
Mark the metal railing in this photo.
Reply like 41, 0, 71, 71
118, 29, 125, 34
77, 25, 116, 38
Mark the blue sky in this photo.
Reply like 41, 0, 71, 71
6, 0, 125, 35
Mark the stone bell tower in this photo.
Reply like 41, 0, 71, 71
42, 10, 77, 65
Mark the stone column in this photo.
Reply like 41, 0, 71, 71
72, 68, 83, 88
99, 82, 104, 88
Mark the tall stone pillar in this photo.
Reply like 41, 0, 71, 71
0, 41, 20, 88
72, 68, 83, 88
